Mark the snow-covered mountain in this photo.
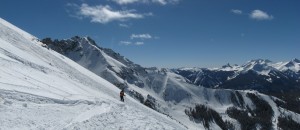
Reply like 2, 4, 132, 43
0, 18, 187, 130
273, 58, 300, 72
40, 32, 300, 128
175, 59, 300, 89
175, 59, 300, 114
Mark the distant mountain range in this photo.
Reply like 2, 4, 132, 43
174, 59, 300, 114
174, 58, 300, 92
41, 36, 300, 129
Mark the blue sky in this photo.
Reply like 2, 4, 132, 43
1, 0, 299, 68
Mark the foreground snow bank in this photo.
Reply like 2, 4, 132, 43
0, 90, 183, 130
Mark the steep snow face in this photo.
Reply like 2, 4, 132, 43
42, 36, 149, 88
66, 37, 127, 73
0, 18, 186, 130
0, 17, 116, 103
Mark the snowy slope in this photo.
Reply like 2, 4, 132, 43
0, 18, 186, 130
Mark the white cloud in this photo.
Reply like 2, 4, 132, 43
111, 0, 179, 5
66, 3, 84, 19
145, 12, 154, 16
120, 41, 132, 45
152, 0, 180, 5
112, 0, 140, 5
153, 0, 168, 5
120, 33, 156, 46
73, 4, 145, 24
130, 34, 152, 39
231, 9, 242, 15
250, 10, 274, 20
119, 41, 144, 46
119, 23, 130, 28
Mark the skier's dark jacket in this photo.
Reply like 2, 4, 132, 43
120, 91, 125, 96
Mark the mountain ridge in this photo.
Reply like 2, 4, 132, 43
40, 35, 300, 130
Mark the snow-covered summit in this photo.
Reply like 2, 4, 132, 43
241, 58, 300, 74
242, 59, 272, 68
241, 59, 274, 75
273, 58, 300, 72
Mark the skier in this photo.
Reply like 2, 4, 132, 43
120, 89, 125, 102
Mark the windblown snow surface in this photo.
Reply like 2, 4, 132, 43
0, 18, 186, 130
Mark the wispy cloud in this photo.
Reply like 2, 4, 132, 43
119, 23, 130, 28
120, 33, 156, 46
231, 9, 274, 21
68, 3, 149, 24
250, 10, 274, 20
112, 0, 139, 5
111, 0, 179, 5
120, 41, 132, 45
66, 3, 84, 19
130, 34, 152, 39
119, 41, 144, 45
153, 0, 179, 5
231, 9, 242, 15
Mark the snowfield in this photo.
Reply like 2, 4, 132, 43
0, 18, 186, 130
0, 90, 181, 130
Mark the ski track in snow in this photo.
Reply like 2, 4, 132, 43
0, 90, 181, 130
